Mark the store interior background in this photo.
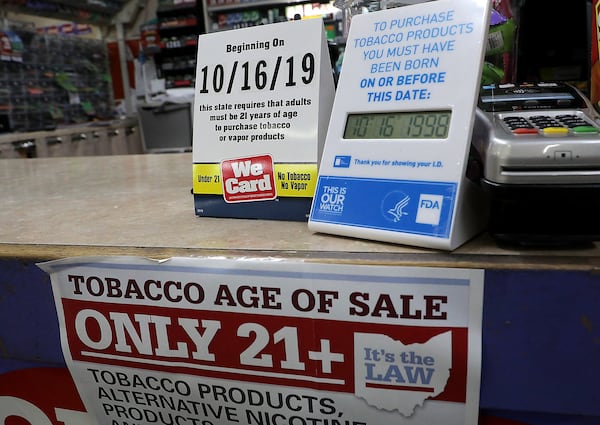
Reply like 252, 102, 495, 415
0, 0, 593, 155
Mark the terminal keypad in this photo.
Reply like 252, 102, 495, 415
502, 113, 599, 136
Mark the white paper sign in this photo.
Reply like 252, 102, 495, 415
192, 19, 335, 219
40, 256, 484, 425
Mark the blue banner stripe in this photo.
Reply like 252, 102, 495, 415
310, 176, 456, 238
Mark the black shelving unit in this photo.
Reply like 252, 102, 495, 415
155, 0, 206, 89
0, 29, 112, 132
205, 0, 314, 33
0, 0, 127, 25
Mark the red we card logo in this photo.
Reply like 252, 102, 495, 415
221, 154, 277, 203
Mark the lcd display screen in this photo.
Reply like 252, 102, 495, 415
343, 110, 452, 139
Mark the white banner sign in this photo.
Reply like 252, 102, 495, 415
40, 257, 484, 425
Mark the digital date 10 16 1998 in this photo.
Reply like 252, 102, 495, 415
198, 53, 315, 94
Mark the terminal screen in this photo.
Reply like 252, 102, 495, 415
344, 110, 452, 140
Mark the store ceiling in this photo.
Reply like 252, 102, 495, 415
0, 0, 148, 26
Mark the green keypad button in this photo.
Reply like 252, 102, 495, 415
572, 126, 599, 134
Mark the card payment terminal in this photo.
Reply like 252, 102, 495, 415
471, 82, 600, 244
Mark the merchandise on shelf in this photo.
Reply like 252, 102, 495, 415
211, 7, 287, 32
1, 0, 127, 25
153, 0, 205, 89
140, 21, 161, 54
481, 0, 516, 85
204, 0, 298, 33
0, 30, 24, 62
0, 29, 113, 133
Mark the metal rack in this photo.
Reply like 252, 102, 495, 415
154, 0, 205, 89
0, 29, 113, 132
0, 0, 130, 25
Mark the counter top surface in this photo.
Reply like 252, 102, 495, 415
1, 153, 599, 269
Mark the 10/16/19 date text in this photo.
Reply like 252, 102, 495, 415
198, 54, 316, 95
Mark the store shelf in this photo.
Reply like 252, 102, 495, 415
0, 29, 113, 132
206, 0, 309, 12
42, 0, 125, 15
153, 0, 205, 89
202, 0, 317, 33
0, 0, 128, 25
158, 16, 199, 29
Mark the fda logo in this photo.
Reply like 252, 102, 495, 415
415, 194, 443, 225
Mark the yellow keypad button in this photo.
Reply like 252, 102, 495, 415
542, 127, 569, 136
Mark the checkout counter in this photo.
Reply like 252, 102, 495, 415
0, 117, 142, 158
137, 88, 195, 152
0, 153, 599, 424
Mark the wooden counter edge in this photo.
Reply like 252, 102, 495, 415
1, 243, 599, 272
